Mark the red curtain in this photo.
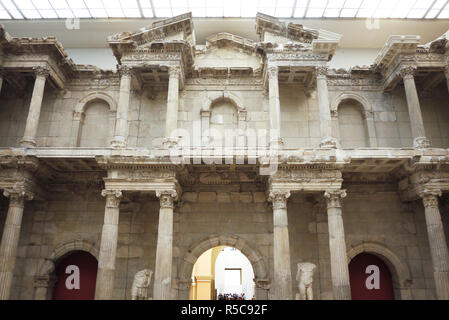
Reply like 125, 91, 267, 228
52, 251, 98, 300
349, 253, 395, 300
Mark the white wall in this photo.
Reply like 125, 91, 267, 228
214, 247, 255, 299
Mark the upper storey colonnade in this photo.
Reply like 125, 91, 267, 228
0, 13, 448, 153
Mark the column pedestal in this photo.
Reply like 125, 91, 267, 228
94, 190, 122, 300
324, 189, 351, 300
268, 190, 292, 300
419, 189, 449, 300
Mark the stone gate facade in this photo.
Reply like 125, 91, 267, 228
0, 13, 448, 300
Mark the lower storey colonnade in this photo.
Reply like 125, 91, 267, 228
0, 160, 449, 301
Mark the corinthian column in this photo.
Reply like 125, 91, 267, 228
267, 66, 283, 148
324, 189, 351, 300
0, 188, 33, 300
163, 66, 181, 148
153, 190, 177, 300
111, 66, 133, 148
20, 67, 49, 148
418, 189, 449, 300
95, 190, 122, 300
400, 66, 430, 148
316, 67, 337, 148
268, 190, 292, 300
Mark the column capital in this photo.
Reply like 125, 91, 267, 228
419, 189, 442, 208
444, 66, 449, 78
267, 66, 278, 79
399, 65, 417, 79
168, 65, 181, 78
268, 190, 290, 210
3, 188, 34, 207
101, 189, 122, 208
118, 65, 134, 78
316, 66, 328, 78
33, 66, 50, 78
156, 190, 178, 209
324, 189, 347, 209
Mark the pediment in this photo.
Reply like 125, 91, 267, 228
108, 13, 195, 47
194, 33, 262, 71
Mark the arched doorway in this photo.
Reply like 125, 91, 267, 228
52, 251, 98, 300
349, 253, 394, 300
190, 246, 255, 300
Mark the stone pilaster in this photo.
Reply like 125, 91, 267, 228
111, 66, 133, 148
268, 190, 292, 300
0, 188, 33, 300
316, 67, 337, 148
20, 66, 49, 148
267, 66, 283, 148
418, 189, 449, 300
324, 189, 351, 300
163, 66, 181, 148
400, 66, 430, 148
153, 190, 177, 300
94, 189, 122, 300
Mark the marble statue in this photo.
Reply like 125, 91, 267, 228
295, 262, 316, 300
131, 269, 153, 300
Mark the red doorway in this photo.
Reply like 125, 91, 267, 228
349, 253, 395, 300
52, 251, 98, 300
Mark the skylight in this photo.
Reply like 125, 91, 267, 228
0, 0, 448, 20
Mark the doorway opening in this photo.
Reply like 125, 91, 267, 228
190, 246, 255, 300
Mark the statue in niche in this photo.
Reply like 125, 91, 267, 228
295, 262, 316, 300
131, 269, 153, 300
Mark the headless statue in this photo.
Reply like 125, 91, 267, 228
131, 269, 153, 300
295, 262, 316, 300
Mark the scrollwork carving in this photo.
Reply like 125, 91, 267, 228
101, 189, 123, 208
156, 190, 178, 209
324, 189, 347, 209
268, 190, 290, 210
418, 189, 442, 208
3, 188, 34, 207
399, 65, 417, 79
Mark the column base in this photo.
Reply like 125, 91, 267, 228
319, 137, 338, 149
413, 137, 430, 148
19, 137, 36, 148
110, 136, 127, 148
163, 137, 179, 149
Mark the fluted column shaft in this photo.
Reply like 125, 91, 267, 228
316, 67, 337, 148
153, 190, 177, 300
111, 66, 132, 148
267, 66, 282, 147
94, 190, 122, 300
400, 66, 430, 148
164, 66, 180, 148
324, 189, 351, 300
419, 190, 449, 300
269, 190, 292, 300
0, 189, 33, 300
20, 67, 49, 148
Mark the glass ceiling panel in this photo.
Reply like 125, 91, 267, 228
0, 0, 448, 19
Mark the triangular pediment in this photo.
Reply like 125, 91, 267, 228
194, 33, 262, 73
